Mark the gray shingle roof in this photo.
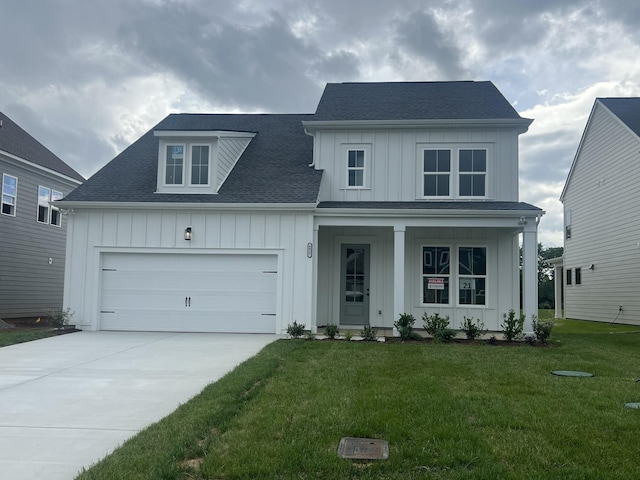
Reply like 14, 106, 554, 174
64, 114, 322, 203
599, 98, 640, 138
312, 81, 524, 121
317, 201, 543, 212
0, 111, 84, 182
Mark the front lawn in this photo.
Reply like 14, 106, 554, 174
77, 320, 640, 479
0, 329, 57, 347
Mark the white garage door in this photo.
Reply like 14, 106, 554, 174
100, 253, 277, 333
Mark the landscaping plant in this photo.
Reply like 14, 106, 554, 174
325, 324, 339, 339
460, 316, 486, 340
501, 309, 524, 341
532, 315, 554, 343
286, 320, 305, 338
46, 307, 73, 330
360, 325, 378, 341
422, 312, 450, 336
393, 313, 421, 341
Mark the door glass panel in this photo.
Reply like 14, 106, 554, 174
345, 248, 365, 303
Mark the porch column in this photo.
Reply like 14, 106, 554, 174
521, 220, 538, 334
310, 226, 319, 333
554, 264, 563, 319
393, 226, 406, 336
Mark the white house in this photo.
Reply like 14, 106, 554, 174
59, 81, 543, 334
560, 97, 640, 326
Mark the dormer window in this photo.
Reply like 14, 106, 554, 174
190, 145, 210, 185
165, 145, 184, 185
163, 144, 210, 187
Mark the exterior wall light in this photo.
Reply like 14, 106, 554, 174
184, 226, 192, 241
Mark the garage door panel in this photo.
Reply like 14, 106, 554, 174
100, 253, 277, 333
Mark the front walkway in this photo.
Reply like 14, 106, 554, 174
0, 331, 277, 480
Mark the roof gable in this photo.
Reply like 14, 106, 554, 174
598, 97, 640, 138
311, 81, 525, 122
0, 111, 84, 182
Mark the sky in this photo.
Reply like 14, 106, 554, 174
2, 0, 640, 247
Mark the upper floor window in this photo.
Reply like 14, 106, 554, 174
575, 267, 582, 285
423, 150, 451, 197
459, 149, 486, 197
2, 174, 17, 216
565, 209, 572, 240
164, 144, 210, 186
37, 186, 63, 226
421, 146, 488, 199
347, 149, 365, 188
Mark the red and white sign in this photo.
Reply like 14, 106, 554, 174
427, 277, 445, 290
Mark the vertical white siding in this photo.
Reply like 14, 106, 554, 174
563, 103, 640, 325
64, 209, 314, 332
313, 128, 521, 202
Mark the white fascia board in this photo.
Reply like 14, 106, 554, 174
0, 149, 83, 185
302, 118, 533, 133
154, 130, 256, 138
314, 207, 544, 219
53, 201, 317, 212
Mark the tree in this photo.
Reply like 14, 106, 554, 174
519, 244, 564, 309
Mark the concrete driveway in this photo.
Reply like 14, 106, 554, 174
0, 331, 278, 480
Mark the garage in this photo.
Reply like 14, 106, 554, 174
99, 252, 278, 333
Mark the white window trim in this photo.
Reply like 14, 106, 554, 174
341, 144, 371, 190
419, 243, 489, 308
418, 144, 490, 200
188, 144, 212, 188
51, 190, 63, 227
161, 141, 213, 190
1, 173, 18, 217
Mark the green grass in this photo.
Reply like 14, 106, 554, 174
76, 319, 640, 480
0, 329, 57, 347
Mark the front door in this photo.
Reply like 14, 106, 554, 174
340, 244, 370, 325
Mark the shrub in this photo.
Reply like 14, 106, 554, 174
460, 316, 487, 340
501, 309, 524, 341
46, 308, 73, 330
325, 324, 339, 339
345, 330, 353, 341
394, 313, 421, 341
361, 325, 378, 341
286, 321, 305, 338
422, 312, 450, 336
433, 328, 456, 343
532, 315, 554, 343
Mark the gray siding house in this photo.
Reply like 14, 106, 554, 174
560, 98, 640, 325
0, 111, 84, 319
59, 81, 543, 334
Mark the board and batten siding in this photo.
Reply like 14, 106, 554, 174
313, 128, 520, 202
563, 103, 640, 325
63, 208, 314, 332
0, 157, 79, 318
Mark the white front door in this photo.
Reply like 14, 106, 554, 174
340, 244, 370, 325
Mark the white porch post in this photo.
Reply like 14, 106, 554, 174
522, 220, 539, 334
310, 226, 319, 333
393, 226, 406, 336
554, 264, 563, 319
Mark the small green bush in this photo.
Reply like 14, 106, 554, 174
422, 312, 450, 336
345, 330, 353, 341
46, 307, 73, 330
286, 321, 305, 338
305, 331, 316, 340
434, 328, 456, 343
501, 309, 524, 341
532, 315, 554, 343
460, 316, 487, 340
361, 325, 378, 341
394, 313, 421, 340
325, 324, 339, 339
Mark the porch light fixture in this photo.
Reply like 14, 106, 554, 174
184, 226, 192, 241
307, 242, 313, 258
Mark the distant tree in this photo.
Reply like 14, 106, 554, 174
519, 244, 564, 309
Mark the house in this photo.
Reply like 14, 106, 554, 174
59, 81, 543, 334
0, 111, 84, 320
560, 97, 640, 326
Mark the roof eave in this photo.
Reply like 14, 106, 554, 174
303, 118, 533, 133
314, 207, 545, 218
54, 201, 318, 211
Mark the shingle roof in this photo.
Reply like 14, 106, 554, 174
0, 111, 84, 182
64, 114, 322, 203
317, 201, 543, 213
599, 98, 640, 138
312, 81, 524, 121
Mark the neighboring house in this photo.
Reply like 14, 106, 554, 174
59, 81, 543, 334
0, 111, 84, 319
560, 97, 640, 326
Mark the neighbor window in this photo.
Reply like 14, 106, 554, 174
566, 269, 572, 285
422, 246, 450, 304
347, 149, 365, 187
37, 187, 63, 226
165, 145, 185, 185
1, 174, 17, 216
458, 149, 486, 197
565, 209, 572, 240
423, 149, 451, 196
190, 145, 210, 185
575, 267, 582, 285
458, 247, 487, 305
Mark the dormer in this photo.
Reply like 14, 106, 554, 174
154, 129, 255, 194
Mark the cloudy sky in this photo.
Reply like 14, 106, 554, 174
2, 0, 640, 247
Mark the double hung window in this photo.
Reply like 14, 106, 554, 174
458, 247, 487, 305
423, 150, 451, 197
37, 186, 63, 226
2, 174, 17, 216
347, 149, 365, 188
458, 149, 486, 197
164, 144, 210, 186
